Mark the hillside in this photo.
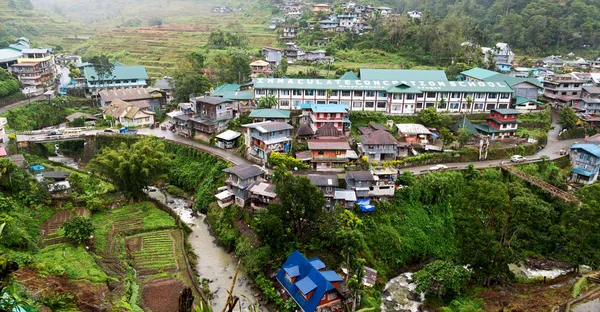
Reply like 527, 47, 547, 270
0, 0, 91, 49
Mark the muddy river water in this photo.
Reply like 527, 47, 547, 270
147, 189, 260, 311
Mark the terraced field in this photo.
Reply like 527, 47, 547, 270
126, 230, 180, 275
39, 208, 89, 247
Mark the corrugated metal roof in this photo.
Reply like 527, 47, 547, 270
243, 121, 293, 133
249, 109, 290, 119
307, 139, 350, 150
308, 174, 339, 187
311, 104, 348, 113
359, 69, 448, 81
83, 63, 149, 81
99, 88, 161, 102
571, 143, 600, 158
223, 165, 264, 179
396, 123, 431, 135
461, 68, 499, 80
360, 130, 398, 145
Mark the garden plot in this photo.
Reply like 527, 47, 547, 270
39, 208, 89, 247
126, 230, 179, 275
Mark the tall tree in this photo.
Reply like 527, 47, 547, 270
86, 54, 115, 91
88, 138, 173, 200
559, 106, 579, 130
172, 51, 213, 102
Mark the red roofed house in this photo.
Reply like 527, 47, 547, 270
250, 60, 271, 78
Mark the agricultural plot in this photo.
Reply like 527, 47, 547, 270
126, 230, 179, 276
39, 208, 89, 247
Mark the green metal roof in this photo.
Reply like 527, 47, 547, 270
385, 83, 421, 93
83, 63, 149, 82
253, 78, 514, 93
359, 69, 448, 81
213, 84, 241, 94
473, 123, 518, 134
451, 116, 479, 135
460, 68, 499, 80
484, 75, 542, 87
249, 109, 290, 119
513, 96, 543, 107
339, 71, 360, 80
218, 91, 254, 100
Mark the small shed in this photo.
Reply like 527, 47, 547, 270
215, 130, 241, 149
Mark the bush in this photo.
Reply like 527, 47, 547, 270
165, 184, 186, 198
268, 151, 309, 170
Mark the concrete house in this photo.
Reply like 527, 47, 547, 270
243, 121, 293, 163
0, 37, 30, 70
481, 43, 515, 71
396, 124, 432, 144
308, 174, 339, 209
308, 104, 351, 137
281, 25, 299, 40
263, 47, 284, 67
190, 96, 235, 134
250, 60, 271, 77
218, 165, 266, 207
358, 130, 400, 162
569, 144, 600, 185
345, 171, 375, 198
9, 48, 56, 96
474, 108, 521, 139
543, 73, 586, 108
576, 86, 600, 115
369, 168, 397, 198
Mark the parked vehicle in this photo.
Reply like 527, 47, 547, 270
510, 155, 527, 163
429, 164, 448, 171
104, 128, 115, 133
119, 127, 138, 135
160, 125, 166, 131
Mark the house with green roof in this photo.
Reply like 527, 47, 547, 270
451, 116, 479, 136
339, 71, 359, 80
0, 38, 30, 70
249, 109, 290, 123
80, 61, 148, 95
211, 84, 255, 113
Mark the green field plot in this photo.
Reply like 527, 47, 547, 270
126, 230, 178, 275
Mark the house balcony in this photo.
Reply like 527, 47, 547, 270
369, 186, 395, 197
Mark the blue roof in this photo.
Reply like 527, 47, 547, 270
276, 250, 342, 312
570, 143, 600, 158
572, 167, 597, 177
300, 103, 312, 109
310, 104, 348, 113
82, 62, 149, 82
30, 164, 45, 171
296, 276, 318, 294
321, 270, 343, 283
284, 265, 300, 277
309, 258, 326, 270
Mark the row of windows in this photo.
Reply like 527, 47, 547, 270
257, 89, 511, 99
279, 100, 507, 111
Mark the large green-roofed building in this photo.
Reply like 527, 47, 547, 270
81, 61, 149, 95
359, 69, 448, 81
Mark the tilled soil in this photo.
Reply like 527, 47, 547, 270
141, 278, 185, 312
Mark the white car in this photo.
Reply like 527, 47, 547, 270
510, 155, 527, 163
429, 164, 448, 171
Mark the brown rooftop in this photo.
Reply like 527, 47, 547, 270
307, 139, 351, 150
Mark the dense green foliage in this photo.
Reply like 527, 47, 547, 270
206, 49, 252, 85
0, 68, 19, 98
61, 216, 95, 245
414, 260, 471, 302
172, 51, 213, 102
88, 137, 173, 200
268, 152, 309, 170
207, 29, 248, 48
164, 142, 228, 213
0, 96, 93, 131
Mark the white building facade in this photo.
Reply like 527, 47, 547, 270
253, 77, 514, 115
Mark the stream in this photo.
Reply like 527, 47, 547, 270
146, 188, 260, 311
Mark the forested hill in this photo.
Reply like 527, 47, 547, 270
319, 0, 600, 56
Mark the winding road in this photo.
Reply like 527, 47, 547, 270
12, 109, 578, 173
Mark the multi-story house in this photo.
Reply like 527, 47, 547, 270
9, 48, 56, 96
307, 139, 352, 171
345, 171, 375, 198
319, 20, 339, 31
276, 250, 347, 312
218, 165, 265, 207
99, 87, 167, 111
338, 14, 358, 31
190, 96, 235, 134
263, 47, 284, 67
575, 86, 600, 115
543, 74, 586, 108
481, 43, 514, 72
252, 73, 514, 115
358, 130, 399, 162
308, 174, 339, 209
370, 168, 397, 197
243, 121, 293, 163
0, 37, 30, 70
308, 104, 351, 136
281, 25, 299, 40
474, 108, 521, 139
250, 60, 270, 77
248, 181, 277, 211
312, 3, 331, 13
569, 143, 600, 184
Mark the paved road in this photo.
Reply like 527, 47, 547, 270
0, 96, 46, 114
14, 109, 575, 174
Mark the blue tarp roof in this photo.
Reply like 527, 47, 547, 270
572, 167, 597, 177
30, 164, 44, 171
296, 276, 318, 294
355, 198, 371, 206
360, 205, 375, 212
